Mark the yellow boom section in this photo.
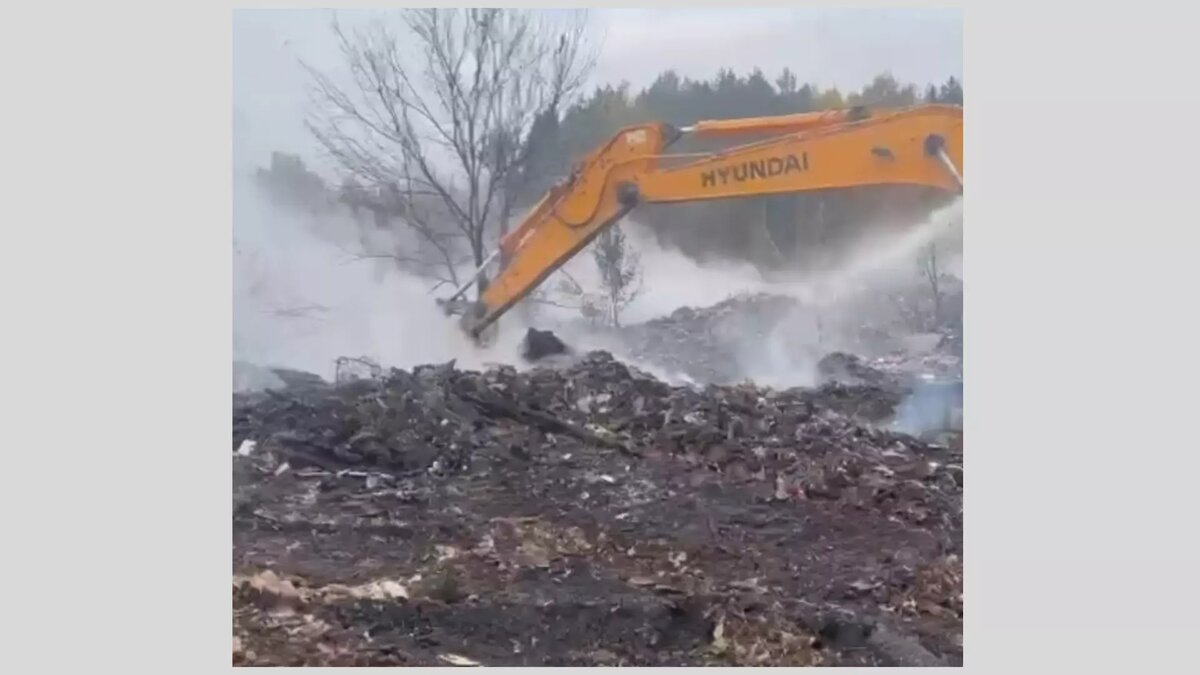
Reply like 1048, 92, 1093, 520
452, 104, 963, 338
685, 105, 873, 138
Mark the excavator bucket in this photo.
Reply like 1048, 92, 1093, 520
439, 294, 569, 361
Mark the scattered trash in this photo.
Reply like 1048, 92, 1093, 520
236, 570, 304, 611
232, 293, 962, 667
710, 615, 729, 654
320, 579, 410, 602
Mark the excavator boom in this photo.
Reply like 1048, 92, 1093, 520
442, 104, 963, 338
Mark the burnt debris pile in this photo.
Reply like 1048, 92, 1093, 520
611, 290, 962, 386
614, 293, 801, 384
573, 292, 960, 430
233, 349, 962, 666
234, 350, 956, 508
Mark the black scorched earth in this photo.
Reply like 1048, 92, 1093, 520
232, 324, 963, 667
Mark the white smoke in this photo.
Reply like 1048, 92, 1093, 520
232, 170, 538, 382
550, 196, 961, 326
737, 198, 963, 387
233, 150, 961, 392
541, 198, 963, 388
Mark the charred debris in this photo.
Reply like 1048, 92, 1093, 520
233, 294, 963, 666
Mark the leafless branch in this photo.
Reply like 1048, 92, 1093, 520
591, 224, 643, 327
304, 8, 596, 298
920, 241, 942, 328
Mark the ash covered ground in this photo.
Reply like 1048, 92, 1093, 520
232, 292, 963, 667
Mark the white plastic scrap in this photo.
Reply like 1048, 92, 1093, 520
439, 654, 482, 666
365, 580, 409, 600
236, 440, 257, 456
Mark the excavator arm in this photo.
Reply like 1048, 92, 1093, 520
441, 103, 963, 338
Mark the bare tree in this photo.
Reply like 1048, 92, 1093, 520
591, 224, 643, 327
303, 9, 595, 299
919, 241, 942, 328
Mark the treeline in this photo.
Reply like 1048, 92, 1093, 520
521, 71, 963, 272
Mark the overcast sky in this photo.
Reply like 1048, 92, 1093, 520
233, 7, 962, 171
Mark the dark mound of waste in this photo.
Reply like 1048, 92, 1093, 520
795, 381, 906, 425
615, 292, 802, 384
806, 352, 908, 424
610, 291, 962, 388
233, 350, 961, 666
817, 351, 901, 389
234, 350, 954, 511
593, 295, 966, 427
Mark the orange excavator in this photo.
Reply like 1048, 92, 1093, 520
437, 103, 963, 341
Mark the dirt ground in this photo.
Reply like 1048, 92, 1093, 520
232, 346, 962, 666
